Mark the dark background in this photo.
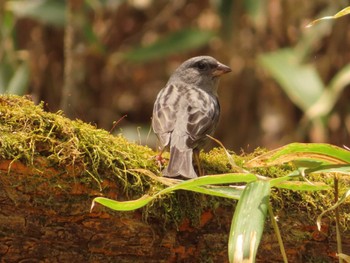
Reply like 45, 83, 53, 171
1, 0, 350, 152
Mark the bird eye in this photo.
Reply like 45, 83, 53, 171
196, 61, 208, 70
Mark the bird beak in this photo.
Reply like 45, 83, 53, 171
212, 62, 232, 77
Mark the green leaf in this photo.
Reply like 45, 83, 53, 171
6, 0, 65, 27
306, 6, 350, 28
190, 185, 243, 200
246, 143, 350, 167
306, 63, 350, 119
306, 164, 350, 175
0, 64, 12, 93
92, 173, 258, 211
6, 63, 29, 95
273, 181, 330, 191
258, 48, 325, 113
123, 29, 214, 62
92, 195, 153, 211
228, 181, 270, 263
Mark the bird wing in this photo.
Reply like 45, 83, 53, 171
184, 88, 220, 149
152, 84, 179, 148
152, 83, 220, 150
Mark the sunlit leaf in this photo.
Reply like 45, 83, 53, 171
0, 64, 12, 93
306, 164, 350, 175
123, 29, 214, 62
6, 63, 29, 95
306, 63, 350, 119
190, 185, 243, 200
92, 195, 152, 212
273, 181, 330, 191
92, 173, 258, 211
258, 49, 325, 113
306, 6, 350, 28
246, 143, 350, 167
228, 181, 270, 263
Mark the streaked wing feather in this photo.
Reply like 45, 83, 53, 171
186, 93, 220, 148
152, 84, 180, 148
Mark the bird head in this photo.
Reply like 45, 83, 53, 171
169, 56, 231, 92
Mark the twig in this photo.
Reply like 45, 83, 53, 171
334, 174, 343, 263
109, 114, 127, 133
268, 204, 288, 263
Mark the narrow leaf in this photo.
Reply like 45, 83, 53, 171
258, 49, 324, 113
92, 195, 152, 211
306, 7, 350, 28
273, 181, 330, 191
92, 173, 257, 211
228, 181, 270, 263
190, 185, 243, 200
306, 64, 350, 119
6, 63, 29, 95
306, 164, 350, 175
246, 143, 350, 167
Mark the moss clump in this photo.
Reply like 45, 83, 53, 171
1, 95, 349, 231
0, 95, 235, 226
0, 95, 157, 193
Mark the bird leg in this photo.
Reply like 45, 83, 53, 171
155, 149, 166, 168
193, 150, 204, 177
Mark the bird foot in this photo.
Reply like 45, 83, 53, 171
154, 153, 166, 168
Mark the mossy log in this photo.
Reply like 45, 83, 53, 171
0, 95, 349, 262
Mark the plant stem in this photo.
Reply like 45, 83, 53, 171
334, 175, 343, 263
268, 203, 288, 263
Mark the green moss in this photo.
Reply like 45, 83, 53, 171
0, 95, 349, 231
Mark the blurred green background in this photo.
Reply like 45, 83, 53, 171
1, 0, 350, 151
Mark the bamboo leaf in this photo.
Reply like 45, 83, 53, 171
306, 7, 350, 28
92, 173, 257, 211
190, 185, 243, 200
305, 164, 350, 175
306, 63, 350, 119
246, 143, 350, 167
273, 181, 330, 191
92, 195, 153, 212
258, 49, 324, 113
228, 181, 270, 263
6, 63, 29, 95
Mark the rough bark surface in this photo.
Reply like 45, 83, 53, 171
0, 158, 349, 262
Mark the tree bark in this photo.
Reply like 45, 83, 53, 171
0, 95, 349, 262
0, 157, 348, 262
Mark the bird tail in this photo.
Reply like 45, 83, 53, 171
163, 146, 198, 179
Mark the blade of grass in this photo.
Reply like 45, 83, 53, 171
246, 143, 350, 167
228, 180, 270, 263
268, 204, 288, 263
306, 7, 350, 28
92, 172, 258, 212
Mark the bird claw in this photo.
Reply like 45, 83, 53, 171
153, 153, 166, 168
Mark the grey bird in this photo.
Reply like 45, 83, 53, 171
152, 56, 231, 179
